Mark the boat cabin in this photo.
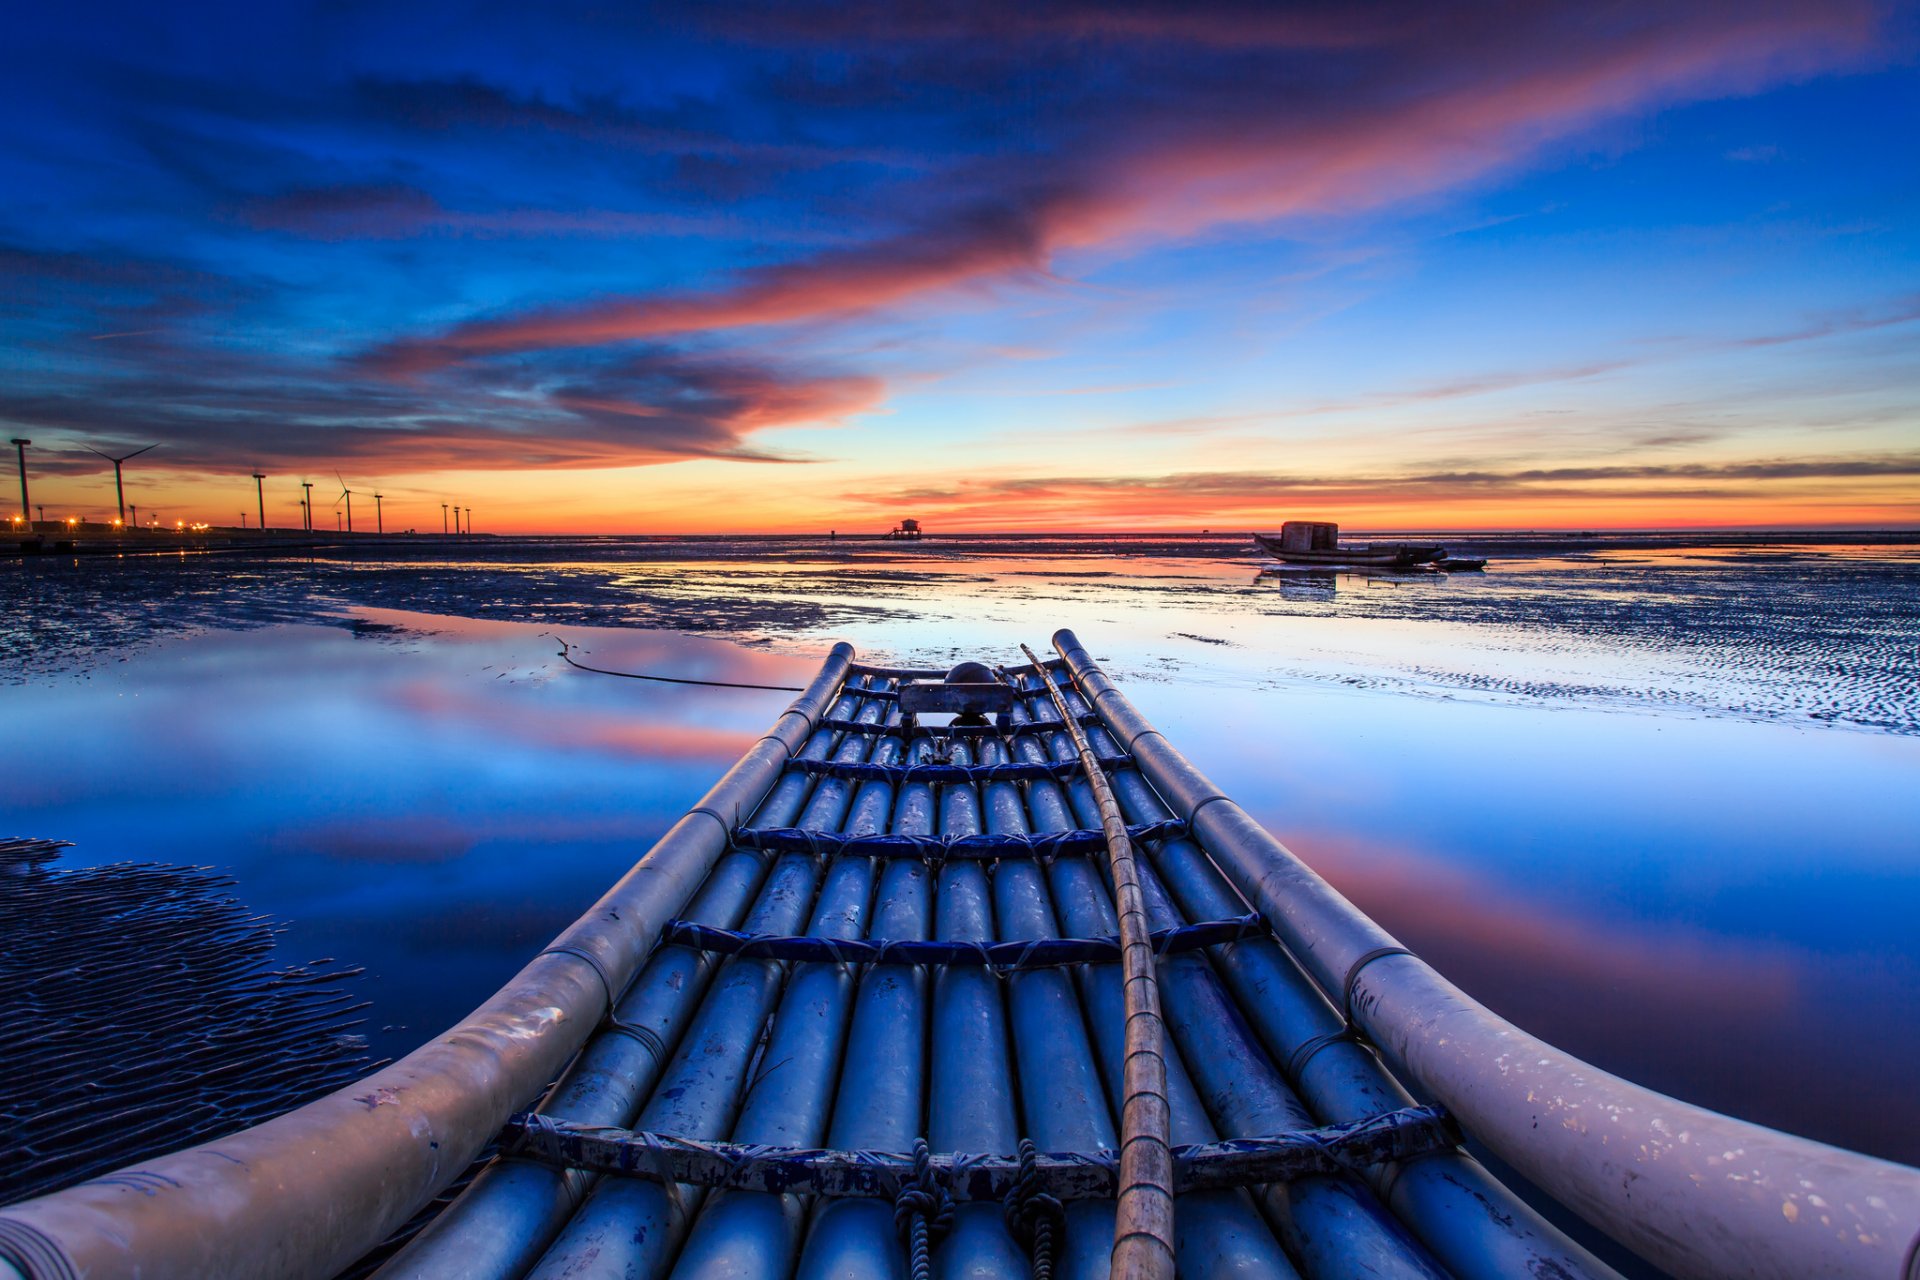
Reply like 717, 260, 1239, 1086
1277, 520, 1339, 552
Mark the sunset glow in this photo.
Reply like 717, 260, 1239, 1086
3, 2, 1916, 532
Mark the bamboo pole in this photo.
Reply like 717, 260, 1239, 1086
0, 647, 857, 1280
1083, 718, 1622, 1280
377, 690, 872, 1279
1004, 693, 1299, 1276
1021, 645, 1175, 1280
928, 738, 1028, 1273
794, 735, 936, 1278
515, 685, 903, 1278
519, 841, 825, 1278
670, 683, 899, 1278
978, 730, 1121, 1275
1052, 628, 1920, 1280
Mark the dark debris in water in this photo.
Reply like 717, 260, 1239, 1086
0, 837, 380, 1206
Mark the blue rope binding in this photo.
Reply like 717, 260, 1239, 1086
660, 913, 1265, 970
729, 819, 1187, 862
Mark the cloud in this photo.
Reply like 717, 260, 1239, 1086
1734, 293, 1920, 348
363, 0, 1882, 372
2, 336, 882, 475
0, 0, 1895, 492
367, 198, 1059, 368
241, 182, 745, 241
1108, 293, 1920, 434
840, 451, 1920, 522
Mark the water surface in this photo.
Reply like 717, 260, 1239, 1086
3, 537, 1915, 1169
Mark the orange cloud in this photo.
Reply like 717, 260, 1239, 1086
366, 0, 1881, 374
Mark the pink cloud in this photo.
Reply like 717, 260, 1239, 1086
365, 1, 1882, 379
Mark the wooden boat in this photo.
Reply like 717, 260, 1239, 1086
1255, 521, 1445, 567
3, 630, 1916, 1280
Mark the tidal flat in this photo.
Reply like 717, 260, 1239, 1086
4, 533, 1917, 1175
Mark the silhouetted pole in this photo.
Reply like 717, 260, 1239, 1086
10, 439, 28, 526
130, 504, 138, 528
441, 503, 448, 535
453, 505, 460, 535
253, 473, 266, 531
302, 482, 314, 531
466, 508, 473, 535
374, 493, 383, 535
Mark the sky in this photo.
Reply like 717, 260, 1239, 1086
2, 1, 1917, 533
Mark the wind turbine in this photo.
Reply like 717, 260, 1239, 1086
251, 472, 266, 531
441, 502, 448, 535
336, 473, 353, 534
82, 443, 158, 525
301, 481, 314, 531
10, 438, 30, 526
373, 493, 384, 535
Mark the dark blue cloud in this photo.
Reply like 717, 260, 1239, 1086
0, 0, 1896, 478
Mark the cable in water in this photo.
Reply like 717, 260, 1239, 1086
549, 635, 806, 692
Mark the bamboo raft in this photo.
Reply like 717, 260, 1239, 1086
3, 629, 1918, 1280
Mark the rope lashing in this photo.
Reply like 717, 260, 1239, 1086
894, 1137, 955, 1280
599, 1015, 670, 1066
784, 756, 1134, 783
848, 659, 1064, 681
1005, 1138, 1064, 1280
549, 637, 807, 692
659, 914, 1266, 969
1341, 945, 1416, 1023
816, 712, 1103, 737
498, 1104, 1457, 1196
534, 944, 618, 1014
729, 820, 1188, 862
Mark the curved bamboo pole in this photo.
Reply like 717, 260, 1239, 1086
379, 686, 877, 1278
0, 645, 855, 1280
1022, 644, 1176, 1280
1052, 628, 1920, 1280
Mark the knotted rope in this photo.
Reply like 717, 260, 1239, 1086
1004, 1137, 1064, 1280
894, 1137, 955, 1280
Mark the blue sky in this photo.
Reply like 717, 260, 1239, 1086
2, 1, 1916, 530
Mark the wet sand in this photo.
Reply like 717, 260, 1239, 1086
7, 533, 1916, 735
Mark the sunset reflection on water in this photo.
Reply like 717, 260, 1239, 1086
4, 543, 1916, 1168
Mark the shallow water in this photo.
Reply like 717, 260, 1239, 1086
3, 537, 1917, 1173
